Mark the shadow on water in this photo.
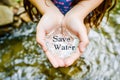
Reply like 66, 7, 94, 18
0, 2, 120, 80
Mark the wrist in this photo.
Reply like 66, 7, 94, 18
44, 6, 64, 17
66, 11, 84, 22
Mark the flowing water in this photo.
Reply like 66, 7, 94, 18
0, 2, 120, 80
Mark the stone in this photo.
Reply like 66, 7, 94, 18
20, 13, 31, 22
45, 27, 79, 58
13, 17, 22, 27
17, 7, 25, 15
12, 7, 19, 15
1, 0, 19, 7
0, 27, 13, 36
0, 5, 14, 26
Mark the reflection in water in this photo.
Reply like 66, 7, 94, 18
0, 3, 120, 80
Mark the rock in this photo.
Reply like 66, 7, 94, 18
17, 7, 25, 15
20, 12, 31, 22
1, 0, 19, 7
12, 7, 19, 15
59, 67, 80, 76
19, 0, 23, 7
0, 5, 14, 26
13, 16, 22, 27
0, 2, 3, 5
0, 27, 13, 36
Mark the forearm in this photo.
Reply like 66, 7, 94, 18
29, 0, 60, 15
68, 0, 103, 20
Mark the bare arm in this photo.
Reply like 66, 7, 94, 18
61, 0, 104, 66
29, 0, 60, 15
68, 0, 103, 20
29, 0, 65, 68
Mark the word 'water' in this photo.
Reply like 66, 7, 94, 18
45, 27, 79, 58
53, 36, 76, 51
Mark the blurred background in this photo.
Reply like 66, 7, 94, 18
0, 0, 120, 80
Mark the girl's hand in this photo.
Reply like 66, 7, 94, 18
36, 10, 65, 68
62, 12, 89, 67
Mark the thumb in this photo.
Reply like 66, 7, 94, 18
36, 28, 47, 52
78, 31, 89, 53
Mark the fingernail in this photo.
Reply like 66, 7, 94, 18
54, 65, 59, 68
81, 47, 85, 52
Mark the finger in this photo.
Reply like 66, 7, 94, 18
56, 57, 65, 67
78, 35, 89, 53
45, 51, 59, 68
49, 53, 65, 67
78, 26, 89, 53
79, 40, 89, 53
46, 52, 65, 67
64, 48, 81, 67
36, 22, 47, 52
36, 26, 59, 68
36, 32, 47, 52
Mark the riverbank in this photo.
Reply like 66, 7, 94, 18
0, 0, 31, 36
